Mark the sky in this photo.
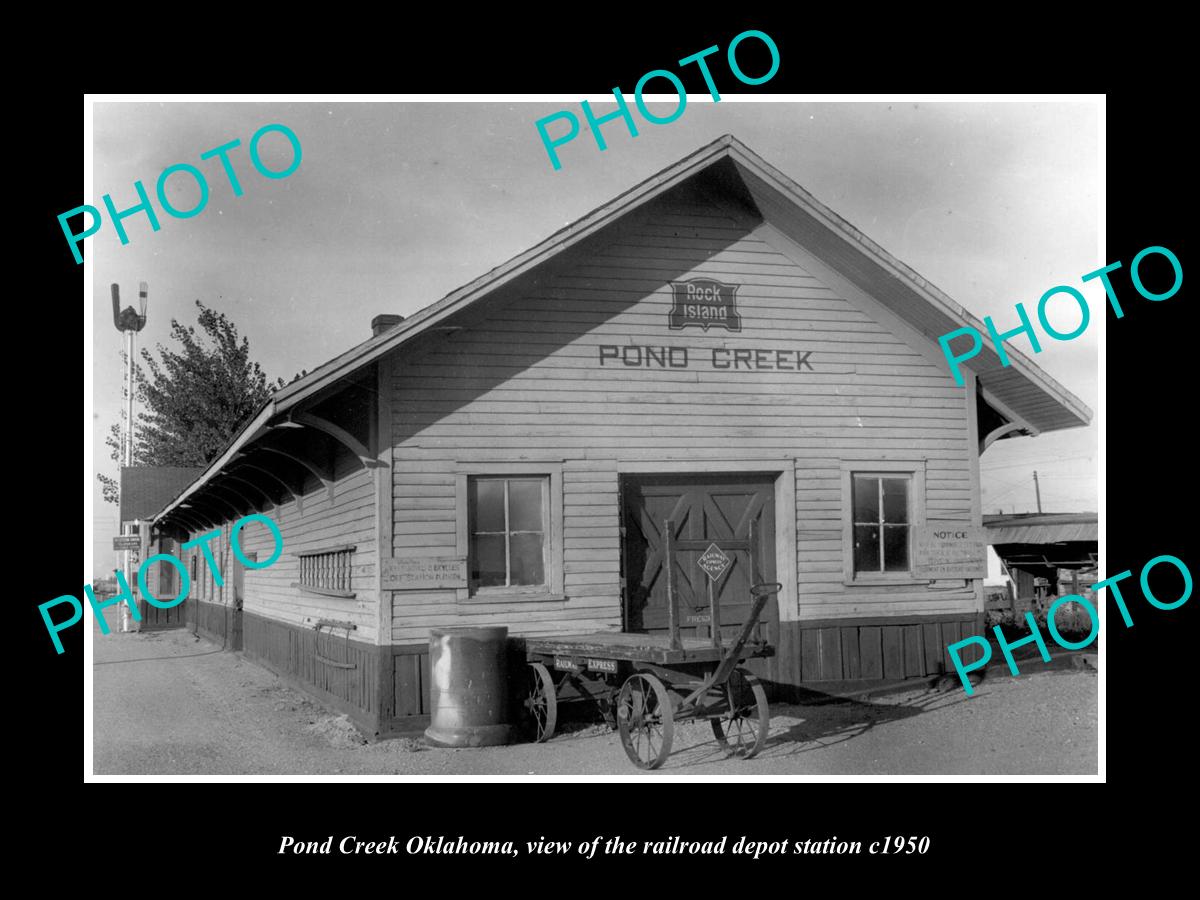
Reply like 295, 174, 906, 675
89, 98, 1101, 577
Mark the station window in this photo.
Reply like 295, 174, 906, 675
468, 476, 548, 591
455, 465, 564, 601
852, 474, 911, 574
840, 460, 926, 585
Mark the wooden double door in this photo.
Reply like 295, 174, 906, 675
622, 474, 778, 679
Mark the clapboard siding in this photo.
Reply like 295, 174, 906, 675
181, 451, 380, 644
241, 459, 379, 642
388, 193, 979, 647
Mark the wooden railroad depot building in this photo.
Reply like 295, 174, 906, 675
151, 136, 1092, 736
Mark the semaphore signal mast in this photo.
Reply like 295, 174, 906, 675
112, 282, 148, 632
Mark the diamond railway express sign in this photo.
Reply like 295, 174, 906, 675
697, 543, 732, 581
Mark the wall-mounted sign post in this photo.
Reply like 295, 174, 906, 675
698, 543, 731, 647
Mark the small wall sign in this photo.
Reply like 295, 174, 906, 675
697, 543, 732, 581
669, 279, 742, 332
913, 523, 987, 578
382, 556, 468, 590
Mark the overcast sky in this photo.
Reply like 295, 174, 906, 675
89, 98, 1100, 576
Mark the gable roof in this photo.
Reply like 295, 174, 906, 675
156, 134, 1092, 524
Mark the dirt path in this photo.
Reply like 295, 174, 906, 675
92, 624, 1097, 776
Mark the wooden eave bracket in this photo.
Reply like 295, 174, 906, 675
176, 504, 219, 530
981, 422, 1027, 452
230, 460, 304, 514
289, 410, 386, 470
206, 482, 257, 517
218, 472, 275, 511
257, 444, 336, 503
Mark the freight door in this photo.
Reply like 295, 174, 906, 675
622, 474, 778, 680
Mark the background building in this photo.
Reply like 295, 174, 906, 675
118, 465, 202, 629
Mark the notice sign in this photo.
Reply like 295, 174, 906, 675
112, 535, 140, 551
913, 523, 987, 578
382, 556, 468, 590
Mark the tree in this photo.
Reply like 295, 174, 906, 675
98, 300, 303, 504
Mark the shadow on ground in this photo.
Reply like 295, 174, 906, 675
537, 676, 969, 770
662, 688, 959, 770
656, 651, 1095, 770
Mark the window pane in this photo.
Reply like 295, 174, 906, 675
883, 524, 909, 571
853, 475, 879, 523
853, 525, 880, 573
470, 479, 506, 533
471, 534, 507, 587
882, 478, 909, 524
509, 532, 545, 586
508, 479, 544, 532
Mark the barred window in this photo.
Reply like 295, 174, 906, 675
296, 545, 356, 596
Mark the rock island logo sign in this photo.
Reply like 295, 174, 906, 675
669, 279, 742, 332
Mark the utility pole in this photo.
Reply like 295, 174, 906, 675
112, 282, 148, 633
1033, 470, 1043, 514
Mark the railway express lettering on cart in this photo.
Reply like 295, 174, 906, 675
598, 345, 814, 371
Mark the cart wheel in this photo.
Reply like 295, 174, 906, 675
524, 662, 557, 742
616, 672, 674, 770
711, 668, 769, 759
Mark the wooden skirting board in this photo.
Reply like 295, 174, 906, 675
225, 611, 984, 740
188, 598, 231, 647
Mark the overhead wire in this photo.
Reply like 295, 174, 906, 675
981, 454, 1094, 473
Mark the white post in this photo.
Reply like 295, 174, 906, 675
121, 329, 135, 634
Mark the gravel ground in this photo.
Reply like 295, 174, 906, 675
92, 620, 1098, 776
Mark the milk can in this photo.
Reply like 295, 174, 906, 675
424, 625, 513, 747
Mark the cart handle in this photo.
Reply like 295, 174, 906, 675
750, 582, 783, 598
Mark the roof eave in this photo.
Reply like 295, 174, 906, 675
153, 399, 277, 523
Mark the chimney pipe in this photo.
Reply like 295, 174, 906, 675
372, 314, 403, 337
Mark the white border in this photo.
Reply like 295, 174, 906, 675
84, 93, 1104, 784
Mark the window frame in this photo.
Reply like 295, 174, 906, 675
455, 463, 564, 602
840, 459, 928, 586
467, 476, 549, 593
291, 544, 358, 599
